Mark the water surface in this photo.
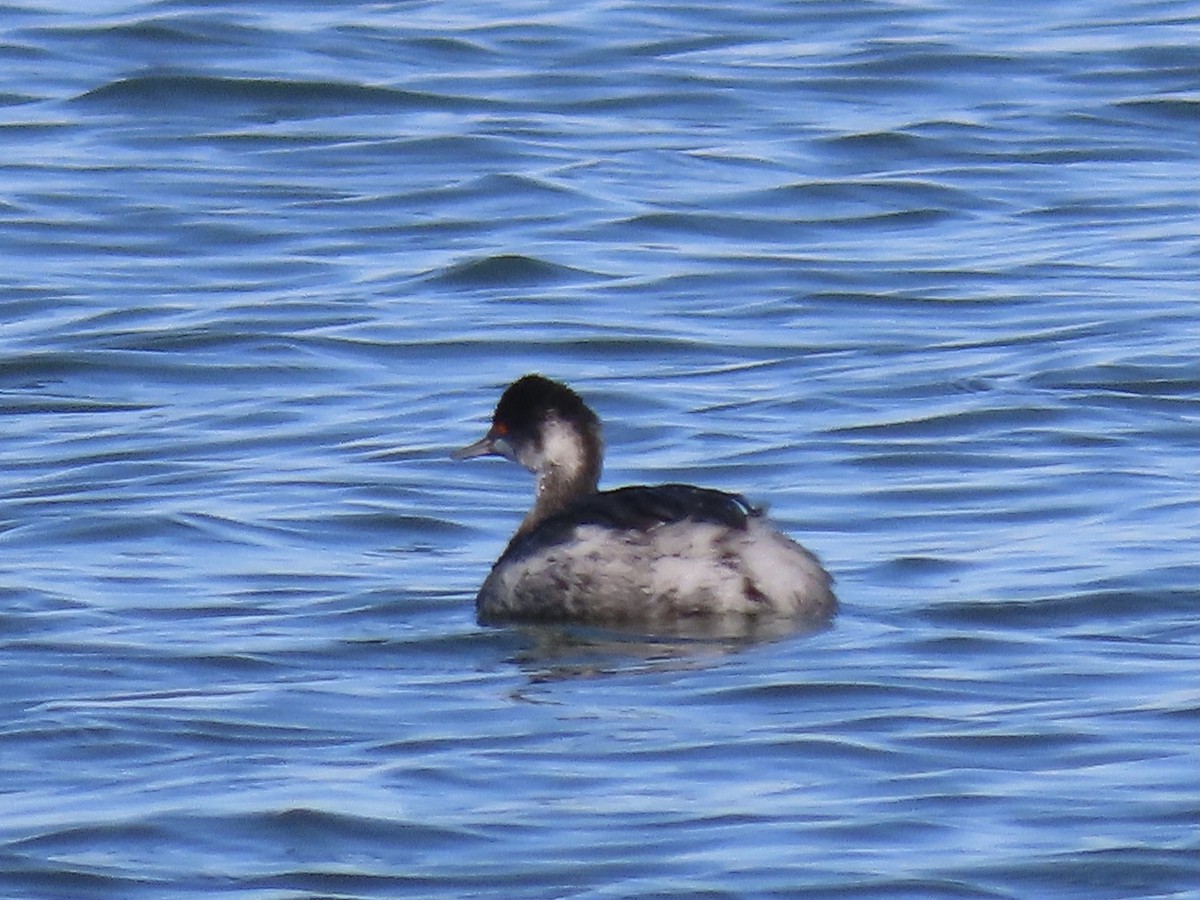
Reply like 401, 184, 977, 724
1, 1, 1197, 897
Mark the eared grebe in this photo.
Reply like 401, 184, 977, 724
452, 374, 837, 628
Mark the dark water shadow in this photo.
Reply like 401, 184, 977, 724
497, 616, 834, 684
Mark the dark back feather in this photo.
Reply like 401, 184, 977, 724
498, 483, 757, 564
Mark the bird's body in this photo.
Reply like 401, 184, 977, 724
452, 375, 837, 628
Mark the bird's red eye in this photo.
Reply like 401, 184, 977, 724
491, 421, 509, 437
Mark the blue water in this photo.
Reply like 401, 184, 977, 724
2, 1, 1197, 897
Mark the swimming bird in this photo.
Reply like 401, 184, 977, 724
452, 374, 836, 629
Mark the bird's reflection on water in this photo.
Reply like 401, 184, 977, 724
500, 615, 833, 684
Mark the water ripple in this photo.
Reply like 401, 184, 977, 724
1, 1, 1197, 898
